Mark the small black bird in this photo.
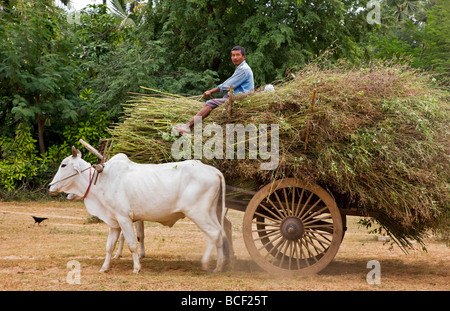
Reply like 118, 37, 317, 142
32, 216, 48, 225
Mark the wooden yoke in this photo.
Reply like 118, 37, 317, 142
79, 138, 113, 184
79, 139, 104, 161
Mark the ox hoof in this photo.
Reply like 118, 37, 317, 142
113, 255, 121, 260
133, 268, 141, 274
201, 262, 211, 272
99, 268, 109, 273
213, 264, 227, 273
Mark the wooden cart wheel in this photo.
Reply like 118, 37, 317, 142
243, 178, 343, 275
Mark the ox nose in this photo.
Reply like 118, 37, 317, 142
48, 184, 58, 195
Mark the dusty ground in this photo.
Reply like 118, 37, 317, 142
0, 200, 448, 291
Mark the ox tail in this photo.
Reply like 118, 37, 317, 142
218, 172, 231, 268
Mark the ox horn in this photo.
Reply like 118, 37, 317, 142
72, 146, 82, 158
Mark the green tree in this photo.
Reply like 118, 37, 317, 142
132, 0, 374, 85
86, 0, 377, 122
72, 4, 122, 79
385, 0, 426, 22
419, 1, 450, 85
365, 0, 448, 85
0, 0, 81, 154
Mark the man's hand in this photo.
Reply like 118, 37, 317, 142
203, 90, 213, 98
203, 87, 220, 99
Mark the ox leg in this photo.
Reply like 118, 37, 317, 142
214, 235, 225, 273
113, 221, 145, 260
203, 233, 217, 271
100, 227, 121, 273
118, 218, 141, 274
113, 231, 125, 259
135, 221, 145, 259
189, 217, 223, 272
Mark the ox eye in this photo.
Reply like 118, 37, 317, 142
61, 164, 67, 168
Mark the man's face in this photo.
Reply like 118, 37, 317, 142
231, 50, 246, 66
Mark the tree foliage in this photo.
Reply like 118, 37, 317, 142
419, 1, 450, 85
150, 0, 374, 84
0, 0, 448, 193
0, 0, 81, 154
367, 0, 449, 87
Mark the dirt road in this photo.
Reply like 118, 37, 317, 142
0, 201, 448, 291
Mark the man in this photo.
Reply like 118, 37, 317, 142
175, 46, 254, 134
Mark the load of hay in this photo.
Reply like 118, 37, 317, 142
109, 60, 449, 249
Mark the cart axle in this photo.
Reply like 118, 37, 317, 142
280, 217, 304, 241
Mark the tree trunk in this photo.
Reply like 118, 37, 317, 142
37, 114, 46, 154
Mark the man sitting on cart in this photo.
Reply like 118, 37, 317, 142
174, 46, 254, 134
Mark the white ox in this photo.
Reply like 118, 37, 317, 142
49, 147, 230, 273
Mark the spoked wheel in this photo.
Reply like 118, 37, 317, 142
243, 178, 343, 275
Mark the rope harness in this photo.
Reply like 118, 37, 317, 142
49, 166, 93, 200
83, 166, 93, 200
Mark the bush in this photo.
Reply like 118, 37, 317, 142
0, 115, 110, 194
0, 124, 40, 190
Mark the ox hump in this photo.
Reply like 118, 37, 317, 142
108, 153, 130, 162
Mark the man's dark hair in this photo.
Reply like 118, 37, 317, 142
231, 46, 246, 56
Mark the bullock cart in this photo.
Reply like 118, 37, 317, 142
81, 139, 373, 276
105, 65, 449, 276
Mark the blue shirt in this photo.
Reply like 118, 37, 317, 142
217, 60, 254, 95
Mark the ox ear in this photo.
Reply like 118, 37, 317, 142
71, 146, 82, 158
73, 161, 82, 175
